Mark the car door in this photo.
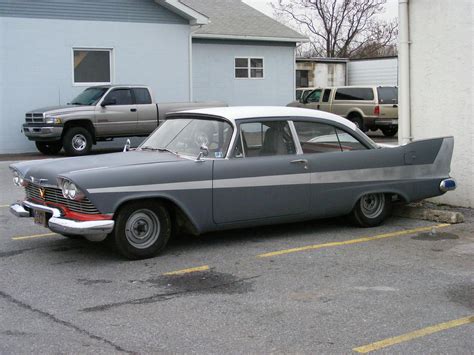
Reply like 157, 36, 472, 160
133, 88, 158, 135
212, 119, 310, 224
292, 120, 388, 218
95, 88, 138, 136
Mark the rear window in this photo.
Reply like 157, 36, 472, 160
335, 88, 374, 101
377, 87, 398, 104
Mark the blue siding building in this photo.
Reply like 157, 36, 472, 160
0, 0, 306, 153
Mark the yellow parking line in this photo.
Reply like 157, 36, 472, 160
12, 233, 58, 241
257, 224, 450, 258
163, 265, 210, 276
353, 315, 474, 353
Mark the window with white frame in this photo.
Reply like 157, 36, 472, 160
234, 57, 264, 79
73, 48, 112, 84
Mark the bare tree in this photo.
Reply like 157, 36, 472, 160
273, 0, 398, 58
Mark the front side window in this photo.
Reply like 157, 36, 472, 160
104, 89, 133, 105
141, 118, 233, 158
239, 121, 295, 157
294, 121, 368, 153
306, 89, 322, 103
73, 49, 112, 84
235, 57, 264, 79
334, 88, 374, 101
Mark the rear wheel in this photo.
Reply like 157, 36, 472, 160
35, 141, 62, 155
350, 193, 391, 227
381, 126, 398, 137
113, 201, 171, 259
63, 127, 92, 156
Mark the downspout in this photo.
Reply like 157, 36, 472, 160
398, 0, 411, 145
189, 24, 202, 102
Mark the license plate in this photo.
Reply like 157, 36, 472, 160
33, 210, 48, 227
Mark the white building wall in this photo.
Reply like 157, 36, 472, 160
348, 58, 398, 86
0, 17, 190, 154
409, 0, 473, 207
192, 40, 295, 106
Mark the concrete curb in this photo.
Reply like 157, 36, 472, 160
393, 205, 464, 224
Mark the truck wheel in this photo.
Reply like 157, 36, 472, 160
63, 127, 92, 156
350, 193, 391, 227
348, 114, 367, 132
35, 141, 62, 155
113, 201, 171, 260
381, 127, 398, 137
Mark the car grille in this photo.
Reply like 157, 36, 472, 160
25, 183, 100, 215
25, 113, 44, 123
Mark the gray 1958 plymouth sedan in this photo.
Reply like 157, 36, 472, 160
10, 107, 456, 259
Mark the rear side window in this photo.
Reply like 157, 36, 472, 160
335, 88, 374, 101
377, 87, 398, 104
294, 121, 368, 153
133, 88, 152, 104
322, 89, 331, 102
104, 89, 133, 105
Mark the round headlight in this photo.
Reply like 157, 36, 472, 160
13, 170, 24, 187
62, 180, 70, 198
67, 183, 77, 199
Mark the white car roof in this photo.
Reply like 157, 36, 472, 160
179, 106, 357, 131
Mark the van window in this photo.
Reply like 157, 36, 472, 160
334, 88, 374, 101
377, 87, 398, 104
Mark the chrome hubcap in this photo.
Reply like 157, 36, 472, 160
125, 209, 161, 249
72, 134, 87, 151
360, 193, 385, 218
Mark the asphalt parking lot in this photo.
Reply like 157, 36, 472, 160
0, 147, 473, 353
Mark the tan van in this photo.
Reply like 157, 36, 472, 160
288, 86, 398, 137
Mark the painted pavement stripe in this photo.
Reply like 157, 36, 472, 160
353, 315, 474, 353
0, 204, 9, 208
162, 265, 210, 276
12, 233, 58, 241
257, 224, 450, 258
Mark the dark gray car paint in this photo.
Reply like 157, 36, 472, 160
10, 113, 454, 235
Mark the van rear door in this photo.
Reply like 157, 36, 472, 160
377, 87, 398, 120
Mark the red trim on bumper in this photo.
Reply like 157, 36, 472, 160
27, 198, 112, 221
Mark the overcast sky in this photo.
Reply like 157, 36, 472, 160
242, 0, 398, 20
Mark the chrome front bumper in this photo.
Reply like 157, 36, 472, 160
10, 201, 114, 236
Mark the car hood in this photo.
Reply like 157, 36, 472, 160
26, 105, 92, 115
10, 151, 183, 186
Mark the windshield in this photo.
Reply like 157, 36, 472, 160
140, 118, 234, 158
70, 87, 108, 105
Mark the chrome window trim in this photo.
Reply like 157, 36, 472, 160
288, 120, 303, 155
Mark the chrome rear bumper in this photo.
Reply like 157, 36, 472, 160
10, 201, 114, 236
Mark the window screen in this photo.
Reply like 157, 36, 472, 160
73, 49, 111, 83
334, 88, 374, 101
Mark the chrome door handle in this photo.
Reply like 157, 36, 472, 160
291, 159, 308, 169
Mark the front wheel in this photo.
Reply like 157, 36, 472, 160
35, 141, 62, 155
381, 126, 398, 137
63, 127, 92, 156
113, 201, 171, 260
350, 193, 391, 227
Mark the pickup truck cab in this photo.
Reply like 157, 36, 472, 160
288, 86, 398, 137
23, 85, 225, 156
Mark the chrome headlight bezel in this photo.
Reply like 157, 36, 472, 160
58, 178, 85, 201
44, 115, 62, 124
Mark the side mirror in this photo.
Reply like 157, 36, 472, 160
196, 144, 209, 161
123, 138, 131, 152
101, 98, 116, 107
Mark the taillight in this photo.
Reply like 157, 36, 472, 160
374, 105, 380, 116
